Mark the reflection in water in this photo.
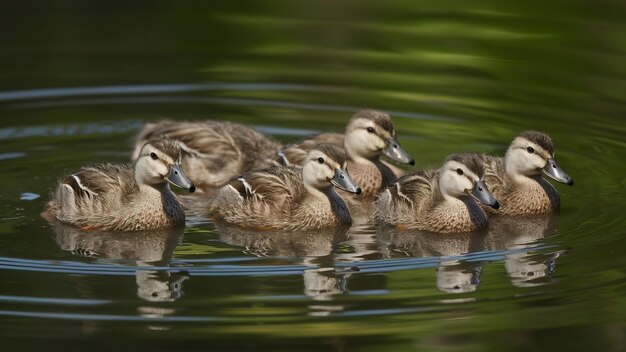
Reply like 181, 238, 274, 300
378, 228, 488, 293
335, 220, 382, 263
378, 214, 563, 293
436, 261, 484, 294
486, 215, 562, 288
216, 224, 351, 315
50, 222, 187, 307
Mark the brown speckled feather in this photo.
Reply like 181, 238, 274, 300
134, 120, 282, 191
209, 153, 352, 231
45, 139, 188, 232
375, 153, 490, 233
278, 133, 344, 166
482, 155, 560, 215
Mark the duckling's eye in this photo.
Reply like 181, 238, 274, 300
150, 152, 158, 160
456, 168, 464, 175
366, 127, 375, 133
527, 146, 535, 154
317, 157, 325, 164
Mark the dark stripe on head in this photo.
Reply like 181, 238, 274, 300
445, 152, 486, 178
145, 137, 182, 160
518, 131, 554, 154
313, 143, 348, 165
352, 109, 395, 133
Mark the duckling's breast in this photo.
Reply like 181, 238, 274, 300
492, 177, 560, 216
117, 188, 185, 231
291, 192, 351, 230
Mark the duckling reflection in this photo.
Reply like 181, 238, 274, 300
51, 221, 188, 302
436, 261, 484, 294
485, 214, 563, 287
378, 214, 564, 292
216, 224, 351, 306
378, 228, 488, 293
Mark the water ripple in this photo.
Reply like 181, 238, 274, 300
0, 295, 109, 306
9, 95, 448, 121
0, 83, 331, 102
0, 256, 315, 277
0, 310, 219, 322
336, 244, 555, 273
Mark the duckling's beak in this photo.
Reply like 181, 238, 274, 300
167, 164, 196, 193
331, 168, 362, 194
383, 136, 414, 165
543, 157, 574, 186
469, 179, 499, 209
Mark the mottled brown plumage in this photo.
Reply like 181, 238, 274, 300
133, 120, 282, 193
44, 138, 193, 231
482, 155, 560, 215
208, 144, 355, 231
481, 131, 567, 215
374, 153, 494, 233
278, 109, 413, 202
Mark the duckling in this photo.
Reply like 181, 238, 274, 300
278, 109, 414, 199
482, 131, 573, 215
43, 138, 196, 232
208, 144, 361, 231
132, 120, 282, 193
374, 153, 500, 233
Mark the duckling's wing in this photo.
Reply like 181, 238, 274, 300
135, 121, 281, 186
50, 164, 138, 228
482, 156, 507, 197
228, 165, 301, 205
278, 133, 344, 166
209, 166, 303, 228
62, 164, 137, 204
387, 169, 438, 206
374, 169, 438, 225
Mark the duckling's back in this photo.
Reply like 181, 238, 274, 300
374, 169, 439, 226
134, 120, 282, 192
45, 163, 139, 229
208, 165, 305, 230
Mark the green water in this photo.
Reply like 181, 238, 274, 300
1, 1, 625, 351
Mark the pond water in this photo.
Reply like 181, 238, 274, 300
1, 1, 625, 351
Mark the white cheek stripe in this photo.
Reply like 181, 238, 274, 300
71, 174, 98, 197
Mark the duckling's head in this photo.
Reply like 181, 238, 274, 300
505, 131, 573, 185
303, 144, 361, 194
135, 138, 195, 192
439, 153, 499, 208
344, 109, 414, 165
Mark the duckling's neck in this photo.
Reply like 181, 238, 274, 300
344, 137, 381, 164
348, 153, 379, 166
